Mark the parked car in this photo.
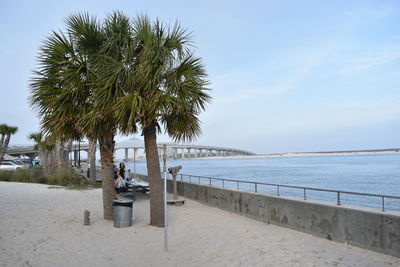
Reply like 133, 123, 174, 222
3, 160, 27, 168
0, 161, 21, 171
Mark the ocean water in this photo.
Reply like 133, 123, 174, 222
124, 153, 400, 211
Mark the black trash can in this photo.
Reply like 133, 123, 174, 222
113, 199, 134, 228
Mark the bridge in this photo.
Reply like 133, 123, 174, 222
6, 140, 257, 162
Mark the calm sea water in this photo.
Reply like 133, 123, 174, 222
124, 153, 400, 211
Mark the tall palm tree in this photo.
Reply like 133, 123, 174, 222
0, 124, 8, 161
28, 132, 45, 165
0, 124, 18, 162
77, 12, 134, 219
29, 13, 120, 219
28, 132, 56, 175
111, 16, 212, 226
30, 12, 211, 226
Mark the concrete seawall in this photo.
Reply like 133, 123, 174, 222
133, 173, 400, 257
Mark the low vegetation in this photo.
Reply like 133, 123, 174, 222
0, 167, 99, 189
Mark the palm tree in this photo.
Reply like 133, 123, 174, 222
0, 124, 18, 162
29, 13, 119, 219
28, 132, 58, 174
30, 12, 211, 226
28, 132, 45, 165
77, 12, 134, 219
111, 16, 211, 226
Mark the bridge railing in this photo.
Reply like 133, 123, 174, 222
178, 173, 400, 212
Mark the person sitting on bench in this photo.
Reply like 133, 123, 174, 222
114, 171, 127, 195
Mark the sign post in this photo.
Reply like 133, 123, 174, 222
163, 144, 168, 252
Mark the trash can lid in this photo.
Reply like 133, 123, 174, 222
113, 199, 133, 204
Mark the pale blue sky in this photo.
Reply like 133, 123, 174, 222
1, 0, 399, 153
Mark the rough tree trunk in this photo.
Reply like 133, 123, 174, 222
55, 141, 62, 168
38, 148, 46, 168
59, 142, 69, 168
0, 134, 5, 161
65, 140, 73, 167
144, 122, 164, 227
0, 134, 10, 162
43, 150, 52, 176
99, 133, 116, 220
50, 149, 57, 174
88, 138, 97, 183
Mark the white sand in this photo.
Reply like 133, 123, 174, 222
0, 182, 398, 267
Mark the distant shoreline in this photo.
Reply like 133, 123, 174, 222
177, 148, 400, 160
259, 148, 400, 158
118, 148, 400, 161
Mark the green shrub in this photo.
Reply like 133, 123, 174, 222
38, 176, 48, 184
13, 168, 33, 183
0, 170, 14, 182
52, 169, 81, 186
0, 166, 95, 189
31, 166, 44, 181
46, 175, 58, 185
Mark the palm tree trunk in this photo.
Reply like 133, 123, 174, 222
50, 149, 57, 174
0, 133, 5, 161
43, 150, 51, 176
55, 141, 62, 168
65, 140, 73, 167
59, 142, 69, 167
38, 148, 46, 168
144, 122, 164, 227
88, 138, 97, 183
99, 133, 116, 220
0, 134, 11, 162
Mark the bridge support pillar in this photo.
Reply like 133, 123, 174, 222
133, 148, 139, 161
125, 148, 129, 161
74, 150, 78, 166
181, 147, 186, 159
158, 148, 163, 160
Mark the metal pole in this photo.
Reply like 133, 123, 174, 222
78, 140, 81, 168
163, 144, 168, 252
133, 148, 136, 174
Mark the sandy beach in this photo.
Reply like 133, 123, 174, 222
0, 182, 398, 267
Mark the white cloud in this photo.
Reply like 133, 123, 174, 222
210, 41, 344, 106
339, 47, 400, 75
